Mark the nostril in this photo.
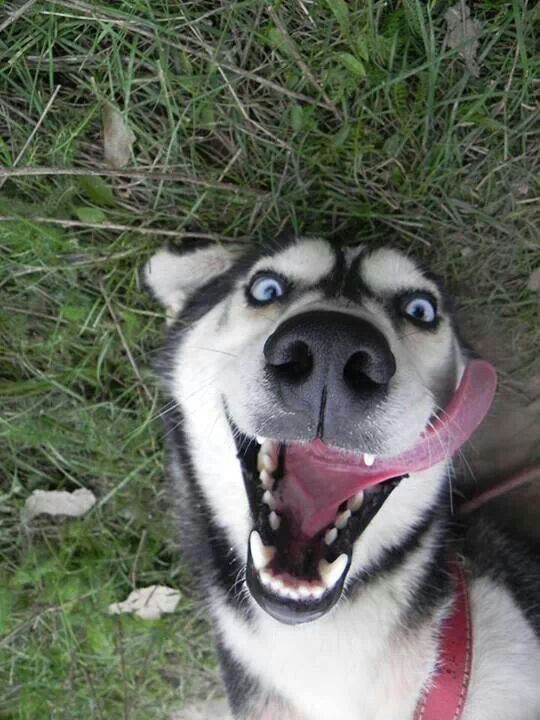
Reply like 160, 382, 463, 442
343, 351, 380, 393
268, 340, 313, 382
343, 350, 395, 391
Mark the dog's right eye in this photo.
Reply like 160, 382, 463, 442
247, 273, 287, 305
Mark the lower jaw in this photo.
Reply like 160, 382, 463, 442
246, 556, 349, 624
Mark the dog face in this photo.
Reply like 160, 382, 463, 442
145, 238, 494, 624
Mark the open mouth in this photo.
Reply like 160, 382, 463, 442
233, 360, 497, 625
237, 437, 404, 624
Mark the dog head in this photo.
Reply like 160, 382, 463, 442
145, 237, 496, 624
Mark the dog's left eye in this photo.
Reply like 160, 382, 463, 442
248, 273, 286, 305
400, 294, 437, 325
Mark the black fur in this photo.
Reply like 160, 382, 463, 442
459, 512, 540, 636
164, 406, 249, 617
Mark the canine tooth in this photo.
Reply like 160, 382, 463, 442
256, 436, 266, 445
364, 453, 375, 467
262, 490, 277, 510
335, 509, 351, 529
250, 531, 276, 571
259, 569, 272, 586
269, 511, 281, 531
260, 470, 275, 490
348, 491, 365, 512
325, 527, 338, 545
319, 554, 348, 589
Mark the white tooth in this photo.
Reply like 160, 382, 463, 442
260, 470, 275, 490
259, 569, 272, 586
348, 491, 365, 512
325, 527, 338, 545
250, 531, 276, 571
364, 453, 375, 467
261, 439, 274, 455
263, 453, 277, 472
256, 436, 266, 445
262, 490, 277, 510
283, 587, 300, 600
298, 584, 311, 599
335, 509, 351, 529
319, 554, 348, 589
270, 577, 284, 593
310, 584, 325, 600
258, 451, 277, 473
269, 511, 281, 531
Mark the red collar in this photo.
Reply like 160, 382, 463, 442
414, 559, 472, 720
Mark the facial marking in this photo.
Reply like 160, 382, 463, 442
249, 238, 336, 287
361, 248, 437, 297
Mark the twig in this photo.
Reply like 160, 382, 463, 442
0, 85, 61, 191
0, 165, 266, 195
266, 5, 342, 122
0, 0, 38, 32
99, 281, 154, 404
0, 214, 241, 240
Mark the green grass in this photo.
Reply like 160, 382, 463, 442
0, 1, 538, 718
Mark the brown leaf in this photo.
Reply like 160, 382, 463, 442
108, 585, 181, 620
444, 2, 483, 77
25, 488, 96, 521
102, 104, 135, 168
527, 267, 540, 292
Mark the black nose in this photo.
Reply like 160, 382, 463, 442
263, 310, 396, 434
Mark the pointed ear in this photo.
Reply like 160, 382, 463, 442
143, 243, 238, 319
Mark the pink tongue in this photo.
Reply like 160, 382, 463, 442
279, 360, 497, 539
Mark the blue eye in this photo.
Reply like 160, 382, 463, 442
248, 273, 286, 305
401, 294, 437, 324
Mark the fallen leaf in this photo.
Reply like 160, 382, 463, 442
25, 488, 96, 521
74, 206, 107, 223
77, 175, 116, 207
527, 267, 540, 292
102, 104, 135, 168
108, 585, 181, 620
444, 2, 483, 77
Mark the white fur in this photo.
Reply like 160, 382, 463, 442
144, 246, 235, 319
215, 570, 540, 720
249, 238, 335, 286
217, 532, 443, 720
362, 249, 435, 297
463, 578, 540, 720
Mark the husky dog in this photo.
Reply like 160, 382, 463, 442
144, 237, 540, 720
